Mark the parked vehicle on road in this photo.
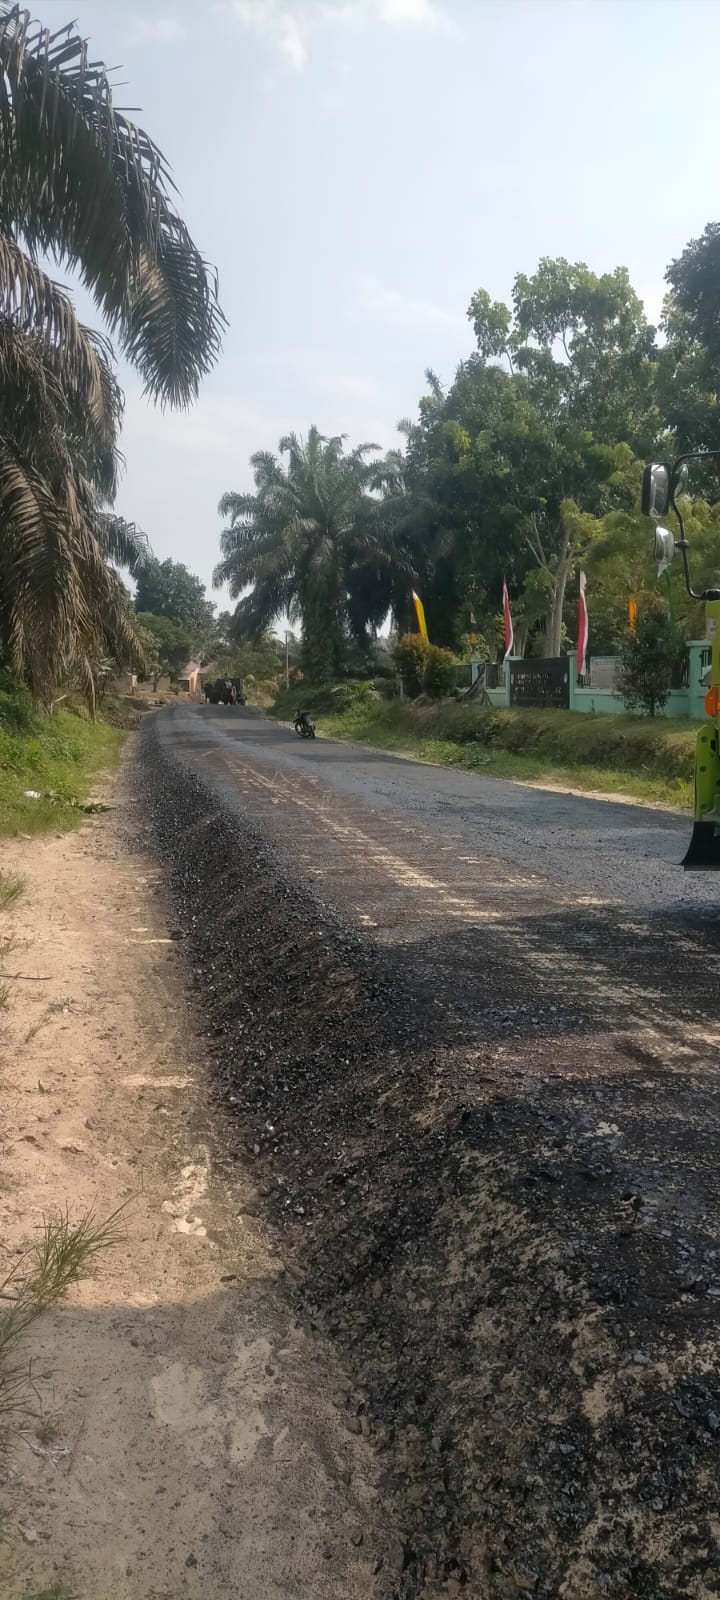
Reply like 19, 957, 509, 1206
204, 677, 246, 707
642, 454, 720, 867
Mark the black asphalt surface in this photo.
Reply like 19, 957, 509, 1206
141, 705, 720, 1600
161, 704, 716, 914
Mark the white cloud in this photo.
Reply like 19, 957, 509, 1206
367, 0, 453, 29
127, 15, 189, 44
355, 273, 465, 330
228, 1, 308, 68
224, 0, 455, 70
267, 347, 379, 399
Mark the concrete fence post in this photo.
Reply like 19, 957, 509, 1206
503, 657, 513, 707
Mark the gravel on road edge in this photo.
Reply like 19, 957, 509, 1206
139, 716, 720, 1600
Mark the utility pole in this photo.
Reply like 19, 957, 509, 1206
285, 630, 290, 690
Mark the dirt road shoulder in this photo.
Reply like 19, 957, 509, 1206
0, 762, 385, 1600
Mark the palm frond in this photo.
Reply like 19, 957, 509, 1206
0, 5, 224, 405
93, 512, 150, 574
0, 307, 122, 496
217, 427, 416, 672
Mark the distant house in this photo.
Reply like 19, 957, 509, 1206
178, 659, 214, 696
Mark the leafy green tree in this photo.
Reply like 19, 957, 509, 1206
465, 257, 659, 653
382, 260, 657, 659
216, 428, 409, 681
210, 633, 287, 684
134, 557, 215, 635
658, 223, 720, 456
0, 6, 223, 701
587, 491, 720, 651
135, 613, 195, 687
620, 600, 680, 716
378, 363, 527, 649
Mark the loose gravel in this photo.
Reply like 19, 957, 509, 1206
138, 712, 720, 1600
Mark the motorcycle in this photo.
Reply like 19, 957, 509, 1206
642, 453, 720, 867
293, 710, 316, 739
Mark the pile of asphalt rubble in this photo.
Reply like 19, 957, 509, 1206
139, 720, 720, 1600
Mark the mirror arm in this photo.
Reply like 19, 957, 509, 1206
669, 451, 720, 600
676, 531, 704, 600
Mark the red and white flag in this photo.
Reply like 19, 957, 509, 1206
577, 570, 588, 677
502, 578, 514, 661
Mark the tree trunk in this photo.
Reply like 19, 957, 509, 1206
300, 587, 339, 683
547, 522, 572, 657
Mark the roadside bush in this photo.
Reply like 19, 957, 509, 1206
373, 677, 401, 700
619, 601, 682, 717
271, 683, 343, 719
430, 703, 697, 780
315, 697, 698, 786
393, 634, 428, 697
329, 684, 356, 712
0, 672, 36, 736
423, 644, 460, 698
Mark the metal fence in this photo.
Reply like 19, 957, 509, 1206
587, 650, 693, 693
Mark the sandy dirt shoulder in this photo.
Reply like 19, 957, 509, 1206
0, 760, 385, 1600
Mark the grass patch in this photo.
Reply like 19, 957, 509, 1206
279, 697, 701, 808
0, 1205, 126, 1439
0, 872, 24, 910
18, 1588, 77, 1600
0, 680, 126, 837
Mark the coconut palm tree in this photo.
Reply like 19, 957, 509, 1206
216, 428, 409, 680
0, 5, 224, 697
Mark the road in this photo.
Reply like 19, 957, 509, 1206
159, 701, 718, 904
144, 705, 720, 1600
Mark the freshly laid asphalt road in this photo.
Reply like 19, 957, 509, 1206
146, 704, 720, 1600
158, 702, 718, 916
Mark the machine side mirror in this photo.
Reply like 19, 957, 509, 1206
641, 462, 671, 519
654, 526, 675, 573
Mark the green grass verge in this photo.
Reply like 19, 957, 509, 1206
18, 1589, 77, 1600
0, 680, 127, 837
272, 693, 700, 808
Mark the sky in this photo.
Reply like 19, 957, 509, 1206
30, 0, 720, 601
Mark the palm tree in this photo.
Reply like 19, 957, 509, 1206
216, 428, 408, 681
0, 6, 224, 698
369, 437, 451, 637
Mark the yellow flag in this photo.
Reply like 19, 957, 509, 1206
412, 590, 429, 642
629, 595, 637, 635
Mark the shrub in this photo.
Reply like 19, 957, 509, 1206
329, 684, 356, 712
393, 634, 428, 697
422, 644, 459, 698
0, 672, 36, 736
619, 601, 682, 717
